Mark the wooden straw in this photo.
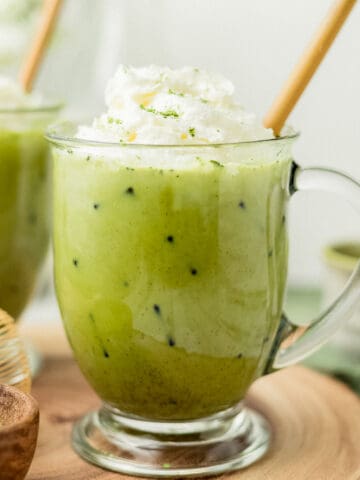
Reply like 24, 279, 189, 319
263, 0, 357, 136
19, 0, 63, 92
0, 309, 31, 393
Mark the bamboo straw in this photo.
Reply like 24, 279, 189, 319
0, 309, 31, 393
263, 0, 357, 136
19, 0, 63, 92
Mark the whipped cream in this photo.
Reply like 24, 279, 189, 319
0, 75, 42, 109
77, 65, 274, 145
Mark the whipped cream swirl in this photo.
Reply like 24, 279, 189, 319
77, 65, 274, 145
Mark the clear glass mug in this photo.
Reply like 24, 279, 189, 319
47, 123, 360, 478
0, 104, 61, 374
0, 104, 62, 318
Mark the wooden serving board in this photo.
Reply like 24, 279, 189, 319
24, 325, 360, 480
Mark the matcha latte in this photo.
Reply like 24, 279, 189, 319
51, 66, 293, 421
48, 66, 360, 477
0, 77, 60, 318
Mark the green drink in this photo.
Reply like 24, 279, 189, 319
0, 125, 50, 317
0, 97, 61, 319
48, 66, 360, 477
48, 66, 301, 475
53, 142, 290, 419
0, 76, 61, 319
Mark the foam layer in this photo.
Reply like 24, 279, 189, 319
77, 65, 274, 145
0, 75, 42, 109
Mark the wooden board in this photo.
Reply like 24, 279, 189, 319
24, 326, 360, 479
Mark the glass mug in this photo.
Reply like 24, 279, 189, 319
0, 103, 61, 319
47, 123, 360, 478
0, 103, 61, 375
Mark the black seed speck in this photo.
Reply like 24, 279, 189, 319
268, 250, 273, 258
264, 336, 270, 343
166, 235, 174, 243
153, 304, 161, 314
210, 159, 224, 168
103, 349, 110, 358
282, 214, 286, 224
237, 353, 243, 359
72, 258, 78, 267
238, 201, 246, 209
93, 203, 100, 210
86, 156, 90, 161
190, 268, 198, 276
168, 336, 175, 347
125, 186, 134, 195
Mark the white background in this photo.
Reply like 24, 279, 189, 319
35, 0, 360, 286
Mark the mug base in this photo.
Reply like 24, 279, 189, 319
72, 403, 270, 478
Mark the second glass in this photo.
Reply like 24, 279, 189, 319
0, 104, 61, 319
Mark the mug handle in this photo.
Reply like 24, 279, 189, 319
272, 162, 360, 369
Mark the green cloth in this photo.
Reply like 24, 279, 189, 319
285, 287, 360, 394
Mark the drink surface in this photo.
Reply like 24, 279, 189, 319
53, 146, 290, 420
